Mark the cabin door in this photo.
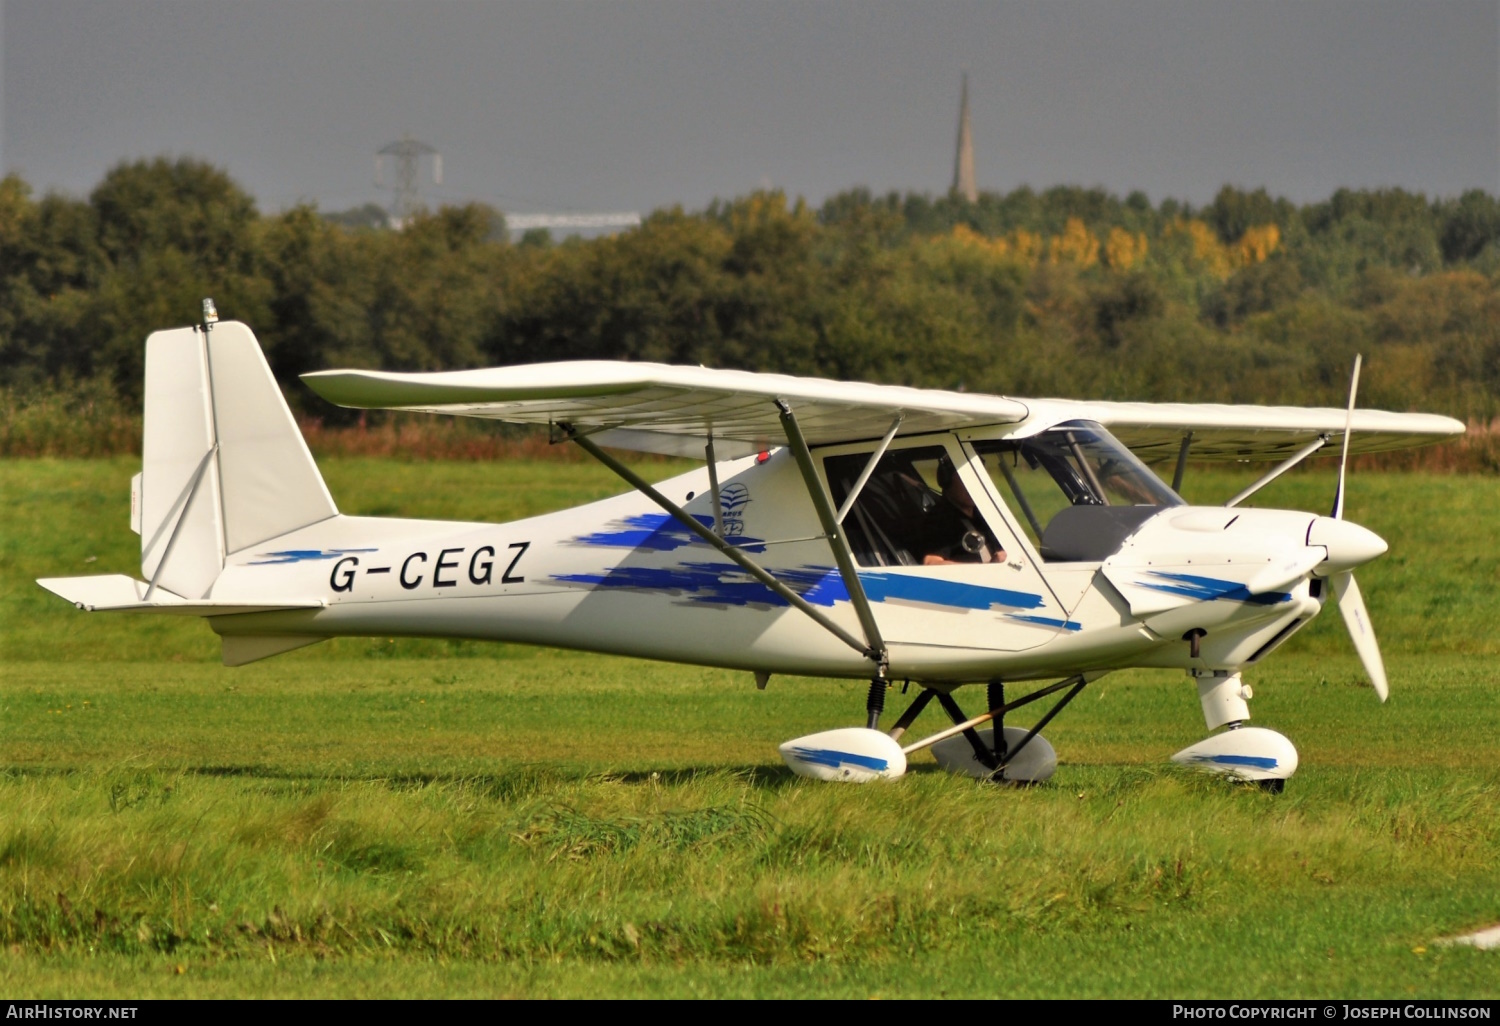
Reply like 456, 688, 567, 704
820, 438, 1071, 654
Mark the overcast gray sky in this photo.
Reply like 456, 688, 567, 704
2, 1, 1497, 219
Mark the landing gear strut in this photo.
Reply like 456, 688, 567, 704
865, 677, 887, 730
905, 676, 1087, 783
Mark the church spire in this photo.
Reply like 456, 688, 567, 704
952, 72, 977, 203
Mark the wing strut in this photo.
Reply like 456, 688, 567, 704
834, 414, 903, 525
1224, 434, 1330, 508
1171, 432, 1193, 493
776, 401, 888, 671
705, 431, 724, 536
561, 423, 880, 662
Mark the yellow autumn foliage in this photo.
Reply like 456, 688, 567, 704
728, 190, 812, 234
950, 223, 1004, 256
1103, 227, 1148, 271
945, 224, 1044, 267
946, 217, 1268, 277
1238, 223, 1281, 265
1008, 229, 1045, 265
1050, 218, 1099, 267
1165, 218, 1280, 279
1181, 219, 1233, 278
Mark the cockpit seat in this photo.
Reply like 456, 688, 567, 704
1038, 504, 1163, 562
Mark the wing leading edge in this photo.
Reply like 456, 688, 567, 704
302, 360, 1466, 461
1015, 399, 1467, 461
302, 361, 1032, 457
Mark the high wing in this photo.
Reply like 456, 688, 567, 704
302, 361, 1031, 457
302, 360, 1465, 461
991, 399, 1466, 461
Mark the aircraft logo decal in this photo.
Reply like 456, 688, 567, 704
1137, 570, 1292, 606
719, 483, 750, 537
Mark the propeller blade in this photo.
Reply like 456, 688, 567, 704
1331, 354, 1362, 520
1328, 570, 1388, 702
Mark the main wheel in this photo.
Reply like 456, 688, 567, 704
930, 726, 1057, 783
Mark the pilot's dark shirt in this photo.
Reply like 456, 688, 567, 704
917, 497, 988, 563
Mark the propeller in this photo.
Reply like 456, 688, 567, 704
1330, 354, 1360, 520
1324, 354, 1389, 702
1328, 571, 1388, 701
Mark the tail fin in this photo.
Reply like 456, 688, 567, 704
139, 321, 337, 598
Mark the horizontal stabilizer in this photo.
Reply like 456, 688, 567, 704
37, 574, 323, 616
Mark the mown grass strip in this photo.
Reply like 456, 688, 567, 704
2, 459, 1497, 996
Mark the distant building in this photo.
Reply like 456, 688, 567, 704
952, 72, 977, 203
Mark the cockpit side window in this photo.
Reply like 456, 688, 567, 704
972, 421, 1182, 562
824, 446, 1003, 568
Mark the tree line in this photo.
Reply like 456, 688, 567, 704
3, 157, 1499, 427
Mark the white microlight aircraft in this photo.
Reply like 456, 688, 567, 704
40, 304, 1465, 789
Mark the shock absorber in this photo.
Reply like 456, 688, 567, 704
866, 678, 887, 730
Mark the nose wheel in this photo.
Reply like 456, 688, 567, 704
1171, 671, 1299, 788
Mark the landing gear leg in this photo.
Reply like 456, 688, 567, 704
865, 678, 888, 731
987, 680, 1007, 765
1195, 670, 1251, 731
886, 687, 935, 743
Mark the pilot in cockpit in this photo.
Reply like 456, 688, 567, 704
920, 457, 1007, 566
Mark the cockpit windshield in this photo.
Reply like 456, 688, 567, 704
972, 421, 1183, 562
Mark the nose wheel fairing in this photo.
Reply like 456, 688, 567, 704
1171, 727, 1299, 784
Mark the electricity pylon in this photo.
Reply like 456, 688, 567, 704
376, 135, 442, 229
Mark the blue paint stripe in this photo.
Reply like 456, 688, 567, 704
858, 572, 1045, 611
1005, 613, 1084, 632
1192, 753, 1280, 770
555, 553, 1051, 615
249, 547, 377, 565
554, 563, 843, 608
1140, 570, 1290, 606
787, 747, 889, 772
573, 513, 767, 554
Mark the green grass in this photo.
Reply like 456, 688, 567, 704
2, 457, 1498, 996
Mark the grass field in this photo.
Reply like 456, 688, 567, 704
2, 457, 1498, 997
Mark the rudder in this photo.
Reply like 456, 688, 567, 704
140, 320, 337, 598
